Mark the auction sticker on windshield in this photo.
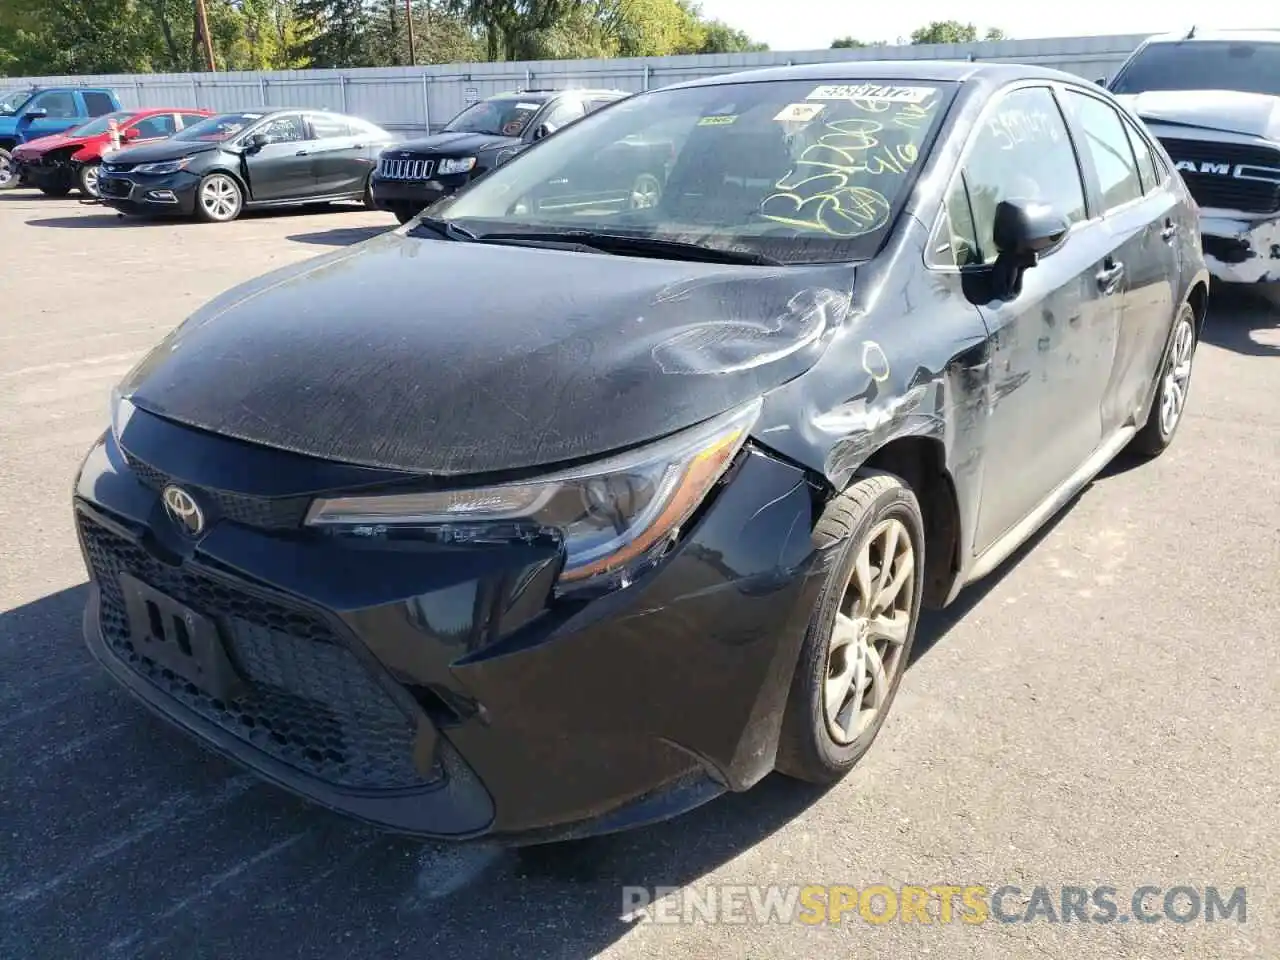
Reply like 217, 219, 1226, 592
698, 114, 738, 126
774, 103, 825, 123
806, 84, 934, 103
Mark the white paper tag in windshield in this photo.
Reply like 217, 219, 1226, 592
515, 102, 539, 110
774, 103, 825, 123
807, 84, 933, 103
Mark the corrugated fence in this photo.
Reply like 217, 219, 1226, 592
4, 33, 1145, 137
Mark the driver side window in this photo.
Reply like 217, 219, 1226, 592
961, 86, 1087, 264
31, 91, 77, 118
257, 114, 311, 144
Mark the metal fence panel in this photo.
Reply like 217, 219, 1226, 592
2, 33, 1148, 137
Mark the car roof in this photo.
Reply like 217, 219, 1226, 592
667, 59, 1087, 91
1141, 28, 1280, 45
488, 89, 629, 100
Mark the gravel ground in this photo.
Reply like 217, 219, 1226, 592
1, 192, 1277, 959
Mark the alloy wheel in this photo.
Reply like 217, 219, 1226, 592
628, 173, 662, 210
1159, 316, 1195, 437
823, 517, 915, 745
200, 175, 241, 221
0, 153, 13, 188
81, 164, 101, 197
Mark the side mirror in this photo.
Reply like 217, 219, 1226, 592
245, 132, 269, 151
120, 127, 142, 143
21, 106, 47, 121
990, 198, 1071, 299
533, 122, 556, 141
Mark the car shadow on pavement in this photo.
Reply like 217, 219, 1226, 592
286, 224, 395, 247
1201, 283, 1280, 356
0, 582, 832, 959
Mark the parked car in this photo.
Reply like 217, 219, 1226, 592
75, 61, 1207, 844
370, 88, 630, 223
10, 108, 212, 197
1108, 28, 1280, 284
95, 107, 398, 222
0, 85, 122, 189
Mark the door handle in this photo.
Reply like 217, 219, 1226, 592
1161, 218, 1177, 241
1096, 258, 1124, 294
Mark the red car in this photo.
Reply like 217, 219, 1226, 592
11, 107, 211, 198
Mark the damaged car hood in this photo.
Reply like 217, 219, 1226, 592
1116, 89, 1280, 141
118, 230, 852, 476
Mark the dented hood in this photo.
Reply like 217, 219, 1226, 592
1117, 89, 1280, 142
119, 230, 851, 476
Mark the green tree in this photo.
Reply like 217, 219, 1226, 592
831, 36, 868, 48
295, 0, 370, 67
909, 20, 1006, 45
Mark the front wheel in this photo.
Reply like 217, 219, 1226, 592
627, 172, 662, 210
78, 162, 102, 197
195, 172, 244, 223
0, 149, 19, 190
775, 473, 925, 784
1129, 301, 1197, 458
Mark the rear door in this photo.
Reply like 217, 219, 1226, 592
958, 84, 1120, 552
243, 113, 316, 201
304, 112, 366, 196
1061, 87, 1181, 434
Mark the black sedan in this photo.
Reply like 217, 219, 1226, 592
96, 108, 398, 222
75, 61, 1207, 844
370, 88, 629, 223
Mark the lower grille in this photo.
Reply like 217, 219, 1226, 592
122, 450, 311, 531
98, 177, 133, 199
1158, 137, 1280, 214
378, 156, 434, 181
79, 511, 440, 791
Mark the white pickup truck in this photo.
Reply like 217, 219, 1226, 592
1108, 28, 1280, 285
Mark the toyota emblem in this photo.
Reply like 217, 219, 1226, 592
162, 485, 205, 537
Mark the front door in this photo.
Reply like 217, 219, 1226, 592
1061, 89, 1181, 435
958, 84, 1121, 553
243, 113, 316, 202
19, 90, 81, 142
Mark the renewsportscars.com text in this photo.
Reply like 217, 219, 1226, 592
621, 884, 1247, 926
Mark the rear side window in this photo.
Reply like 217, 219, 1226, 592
82, 91, 116, 116
309, 113, 351, 138
1063, 91, 1144, 212
1120, 115, 1161, 194
959, 86, 1088, 264
178, 113, 207, 129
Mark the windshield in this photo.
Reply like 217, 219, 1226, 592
66, 111, 134, 137
172, 112, 263, 142
430, 79, 955, 264
443, 98, 546, 137
1111, 41, 1280, 96
0, 88, 33, 117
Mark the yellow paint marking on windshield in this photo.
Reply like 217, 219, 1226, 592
698, 114, 738, 126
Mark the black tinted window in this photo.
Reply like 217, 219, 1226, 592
1111, 41, 1280, 96
83, 91, 116, 116
1064, 91, 1143, 212
962, 86, 1087, 264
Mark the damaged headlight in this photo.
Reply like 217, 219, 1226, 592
305, 399, 761, 590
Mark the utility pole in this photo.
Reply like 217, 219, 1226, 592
406, 0, 417, 66
194, 0, 217, 72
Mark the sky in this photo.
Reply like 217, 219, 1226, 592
695, 1, 1271, 51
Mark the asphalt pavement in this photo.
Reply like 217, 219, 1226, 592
1, 193, 1277, 959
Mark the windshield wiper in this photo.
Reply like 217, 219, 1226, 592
466, 229, 782, 265
410, 216, 478, 241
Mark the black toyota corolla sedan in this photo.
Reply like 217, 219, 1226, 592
74, 61, 1208, 844
97, 108, 398, 222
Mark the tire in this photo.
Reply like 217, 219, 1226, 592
627, 172, 662, 210
194, 172, 244, 223
775, 472, 925, 784
1129, 301, 1197, 458
362, 174, 375, 208
78, 162, 102, 198
0, 148, 19, 190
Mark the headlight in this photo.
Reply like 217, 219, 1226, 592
134, 158, 192, 175
437, 156, 476, 175
306, 399, 761, 590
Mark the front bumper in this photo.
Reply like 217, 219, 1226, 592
369, 174, 466, 216
97, 170, 199, 215
74, 409, 826, 842
11, 154, 69, 189
1200, 212, 1280, 284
